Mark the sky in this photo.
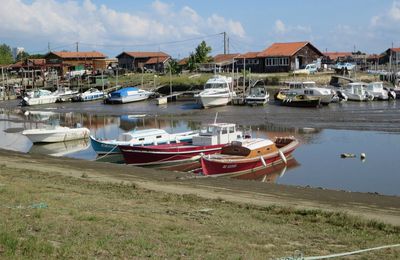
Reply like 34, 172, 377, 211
1, 0, 400, 58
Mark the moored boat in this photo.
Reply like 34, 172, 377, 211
22, 89, 58, 106
195, 75, 236, 108
90, 128, 199, 155
341, 82, 374, 101
104, 87, 152, 104
22, 125, 90, 143
274, 91, 321, 108
119, 123, 243, 166
72, 88, 104, 102
245, 80, 269, 106
199, 137, 299, 176
285, 81, 334, 105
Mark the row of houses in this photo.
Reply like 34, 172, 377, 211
7, 42, 400, 76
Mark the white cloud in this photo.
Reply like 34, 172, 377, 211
274, 20, 286, 34
389, 0, 400, 20
0, 0, 246, 55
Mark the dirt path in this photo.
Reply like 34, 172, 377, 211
2, 149, 400, 227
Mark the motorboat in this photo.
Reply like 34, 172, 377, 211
199, 137, 299, 176
104, 87, 152, 104
22, 125, 90, 143
119, 123, 243, 166
72, 88, 104, 102
53, 86, 79, 102
22, 89, 58, 106
274, 91, 321, 108
195, 75, 236, 108
286, 81, 334, 105
341, 82, 374, 101
366, 82, 395, 100
245, 80, 269, 106
90, 128, 199, 155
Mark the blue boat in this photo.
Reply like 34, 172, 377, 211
90, 128, 199, 155
72, 88, 104, 102
104, 87, 152, 104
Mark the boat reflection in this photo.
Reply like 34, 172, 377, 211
232, 158, 300, 183
29, 138, 90, 157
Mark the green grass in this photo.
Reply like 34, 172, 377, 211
0, 166, 399, 259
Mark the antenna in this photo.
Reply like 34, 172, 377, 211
214, 112, 218, 124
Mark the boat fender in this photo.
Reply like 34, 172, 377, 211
260, 156, 267, 168
278, 150, 287, 164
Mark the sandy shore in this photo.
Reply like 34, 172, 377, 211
1, 148, 399, 226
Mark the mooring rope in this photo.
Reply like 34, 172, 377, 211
94, 144, 119, 161
278, 243, 400, 260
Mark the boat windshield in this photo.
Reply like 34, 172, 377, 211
303, 82, 316, 88
205, 83, 226, 89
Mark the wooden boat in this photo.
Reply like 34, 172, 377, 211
22, 125, 90, 143
274, 91, 321, 107
90, 128, 199, 155
199, 137, 299, 176
119, 123, 243, 166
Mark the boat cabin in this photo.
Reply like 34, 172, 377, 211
366, 82, 384, 92
220, 139, 277, 157
345, 82, 367, 94
203, 75, 232, 90
117, 128, 168, 144
192, 123, 241, 146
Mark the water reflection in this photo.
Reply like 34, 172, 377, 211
29, 139, 89, 157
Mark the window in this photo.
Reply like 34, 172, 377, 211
266, 57, 289, 66
138, 138, 144, 141
156, 135, 162, 138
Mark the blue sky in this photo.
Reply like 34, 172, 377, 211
1, 0, 400, 58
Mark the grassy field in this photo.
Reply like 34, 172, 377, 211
0, 164, 399, 259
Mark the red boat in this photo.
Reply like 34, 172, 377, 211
200, 137, 299, 176
119, 123, 243, 166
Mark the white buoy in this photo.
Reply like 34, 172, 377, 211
279, 150, 287, 164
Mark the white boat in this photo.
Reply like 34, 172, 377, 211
72, 88, 104, 102
195, 75, 236, 108
286, 81, 334, 105
366, 82, 395, 100
245, 80, 269, 105
341, 82, 374, 101
29, 139, 90, 157
22, 125, 90, 143
90, 128, 200, 155
22, 89, 58, 106
53, 86, 79, 102
105, 87, 152, 104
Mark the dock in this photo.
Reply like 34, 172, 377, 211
156, 91, 200, 105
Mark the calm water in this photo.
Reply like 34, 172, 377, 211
1, 108, 400, 196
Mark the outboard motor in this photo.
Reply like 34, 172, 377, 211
336, 90, 347, 101
388, 90, 396, 100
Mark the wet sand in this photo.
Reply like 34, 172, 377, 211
1, 148, 400, 226
2, 98, 400, 132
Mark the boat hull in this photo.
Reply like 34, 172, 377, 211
23, 96, 58, 106
23, 128, 90, 143
119, 143, 226, 166
106, 93, 150, 104
200, 139, 298, 176
199, 94, 232, 108
245, 96, 269, 105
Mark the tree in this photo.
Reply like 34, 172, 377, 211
0, 44, 13, 65
166, 59, 181, 75
186, 41, 212, 72
16, 51, 30, 62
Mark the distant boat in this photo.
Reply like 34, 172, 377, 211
90, 128, 199, 155
275, 91, 321, 108
245, 80, 269, 105
119, 123, 243, 166
341, 82, 374, 101
72, 88, 104, 102
199, 137, 299, 176
285, 81, 334, 105
104, 87, 152, 104
366, 82, 395, 100
22, 125, 90, 143
22, 89, 58, 106
53, 86, 79, 102
195, 75, 236, 108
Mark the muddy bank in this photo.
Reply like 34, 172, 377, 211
2, 98, 400, 132
1, 148, 399, 226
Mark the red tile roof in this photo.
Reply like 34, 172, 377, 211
236, 52, 260, 59
390, 48, 400, 52
323, 52, 352, 60
145, 56, 170, 64
51, 51, 106, 59
212, 53, 240, 63
258, 41, 318, 57
121, 51, 170, 58
178, 57, 189, 66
